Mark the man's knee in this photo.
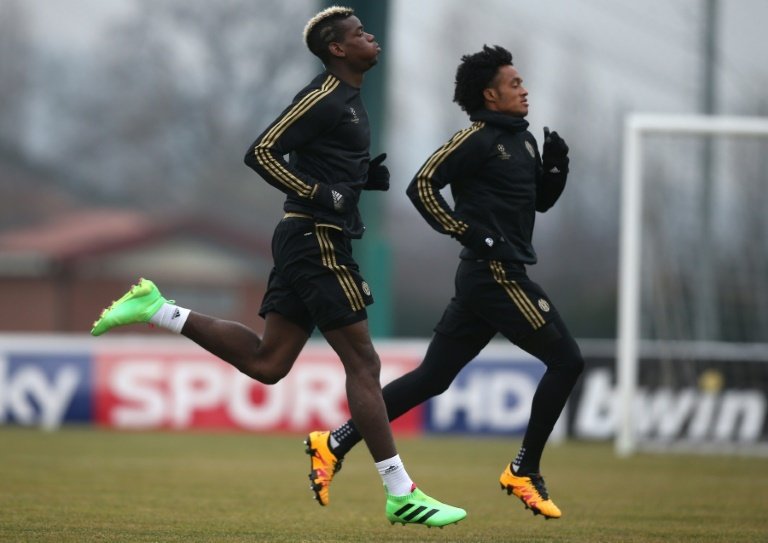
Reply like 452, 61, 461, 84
255, 365, 290, 385
520, 322, 585, 379
235, 351, 292, 385
557, 337, 585, 381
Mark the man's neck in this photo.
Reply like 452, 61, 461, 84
327, 64, 364, 88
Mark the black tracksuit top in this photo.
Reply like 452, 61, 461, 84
406, 109, 567, 264
244, 72, 370, 238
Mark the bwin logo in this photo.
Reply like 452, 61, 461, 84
574, 368, 768, 443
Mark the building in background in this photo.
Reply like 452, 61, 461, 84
0, 208, 271, 334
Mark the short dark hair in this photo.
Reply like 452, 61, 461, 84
453, 45, 514, 114
303, 6, 355, 64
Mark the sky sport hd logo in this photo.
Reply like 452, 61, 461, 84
0, 346, 546, 437
2, 345, 767, 449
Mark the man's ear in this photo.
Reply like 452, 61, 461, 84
328, 42, 346, 59
483, 87, 497, 104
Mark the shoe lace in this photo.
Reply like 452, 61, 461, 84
528, 473, 550, 500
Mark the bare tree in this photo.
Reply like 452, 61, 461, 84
35, 0, 316, 229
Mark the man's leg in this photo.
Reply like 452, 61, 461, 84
181, 311, 309, 384
90, 278, 310, 384
327, 331, 491, 459
321, 320, 467, 526
498, 315, 584, 519
323, 320, 395, 461
511, 316, 584, 475
306, 294, 494, 507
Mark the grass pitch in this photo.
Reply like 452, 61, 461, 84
1, 428, 766, 542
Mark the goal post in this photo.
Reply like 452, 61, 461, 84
616, 113, 768, 457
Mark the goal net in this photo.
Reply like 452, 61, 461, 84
616, 113, 768, 456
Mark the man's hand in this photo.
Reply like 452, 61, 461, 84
312, 183, 356, 213
458, 224, 498, 257
364, 153, 390, 191
542, 127, 569, 174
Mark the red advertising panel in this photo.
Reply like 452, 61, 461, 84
93, 345, 423, 434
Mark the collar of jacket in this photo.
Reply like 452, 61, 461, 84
469, 109, 529, 132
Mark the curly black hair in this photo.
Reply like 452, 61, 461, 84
453, 45, 514, 114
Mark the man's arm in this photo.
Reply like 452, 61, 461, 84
243, 75, 354, 213
406, 124, 498, 256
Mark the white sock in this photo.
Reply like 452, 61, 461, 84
375, 454, 414, 496
149, 302, 190, 334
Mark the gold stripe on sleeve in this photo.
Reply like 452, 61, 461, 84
413, 122, 483, 236
252, 75, 341, 196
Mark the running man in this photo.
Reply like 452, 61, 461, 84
90, 6, 466, 528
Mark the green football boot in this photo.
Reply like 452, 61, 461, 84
90, 278, 167, 336
385, 486, 466, 528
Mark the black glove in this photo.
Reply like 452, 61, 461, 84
312, 182, 356, 213
542, 127, 569, 174
457, 224, 498, 257
364, 153, 390, 191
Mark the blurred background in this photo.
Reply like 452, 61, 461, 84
1, 0, 766, 341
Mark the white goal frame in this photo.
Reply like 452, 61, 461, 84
616, 113, 768, 457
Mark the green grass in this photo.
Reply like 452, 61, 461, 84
1, 428, 766, 542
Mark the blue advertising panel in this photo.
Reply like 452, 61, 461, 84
0, 352, 92, 427
424, 357, 545, 435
